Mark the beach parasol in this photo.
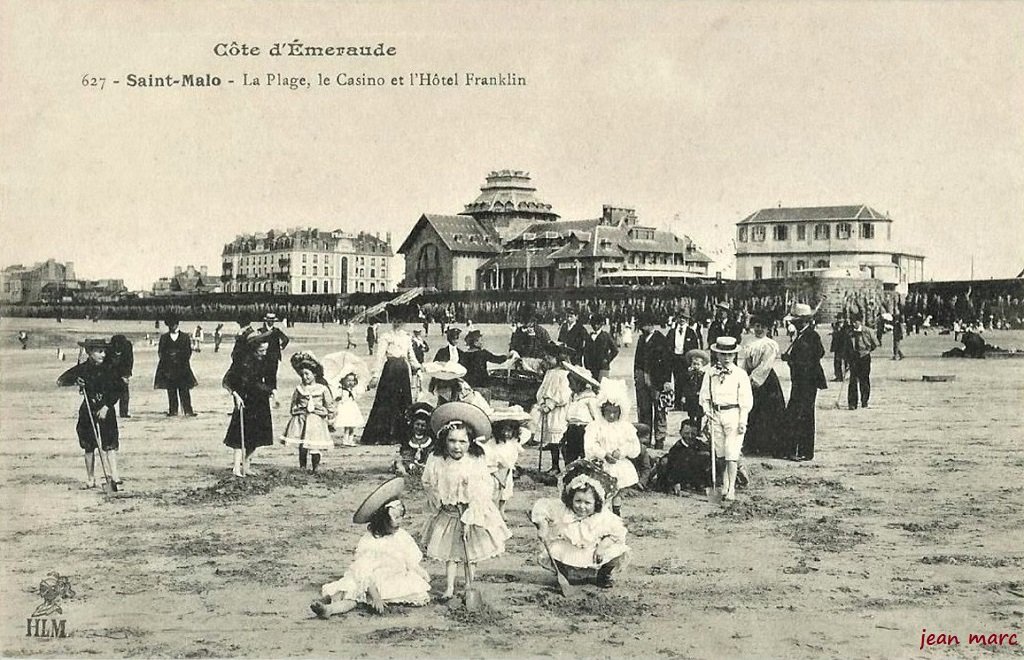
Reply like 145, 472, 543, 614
321, 351, 370, 399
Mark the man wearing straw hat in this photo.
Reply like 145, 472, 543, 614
259, 312, 290, 401
700, 337, 753, 501
780, 302, 827, 461
57, 338, 124, 489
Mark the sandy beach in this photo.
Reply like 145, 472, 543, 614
1, 318, 1022, 658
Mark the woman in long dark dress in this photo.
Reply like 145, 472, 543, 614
363, 319, 421, 445
223, 338, 275, 477
741, 315, 787, 457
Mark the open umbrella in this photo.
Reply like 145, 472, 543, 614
321, 351, 370, 400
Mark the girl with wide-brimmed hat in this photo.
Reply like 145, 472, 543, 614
280, 352, 337, 472
311, 477, 431, 618
421, 402, 510, 602
561, 362, 601, 465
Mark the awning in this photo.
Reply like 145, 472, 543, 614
597, 269, 713, 280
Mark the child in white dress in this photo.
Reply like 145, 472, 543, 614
484, 406, 531, 516
421, 402, 510, 601
533, 346, 572, 474
281, 353, 336, 472
531, 460, 631, 588
583, 379, 641, 516
311, 477, 430, 618
333, 372, 364, 447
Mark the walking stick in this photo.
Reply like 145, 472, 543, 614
81, 390, 117, 494
538, 410, 547, 472
833, 364, 849, 409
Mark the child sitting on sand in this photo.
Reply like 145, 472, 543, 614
531, 460, 631, 588
394, 402, 435, 476
311, 477, 431, 618
651, 419, 712, 495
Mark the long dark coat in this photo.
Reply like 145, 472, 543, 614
222, 355, 274, 453
782, 326, 827, 459
154, 332, 197, 390
57, 360, 121, 451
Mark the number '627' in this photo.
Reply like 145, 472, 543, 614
81, 75, 106, 90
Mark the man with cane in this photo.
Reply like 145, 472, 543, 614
57, 339, 123, 490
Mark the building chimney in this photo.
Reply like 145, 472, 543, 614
174, 266, 182, 275
200, 265, 208, 276
386, 232, 392, 244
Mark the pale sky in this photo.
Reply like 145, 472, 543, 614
2, 1, 1022, 289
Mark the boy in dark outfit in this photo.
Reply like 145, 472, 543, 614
108, 334, 134, 418
652, 420, 712, 495
57, 339, 123, 489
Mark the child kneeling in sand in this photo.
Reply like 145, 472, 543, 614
531, 460, 631, 589
310, 477, 431, 618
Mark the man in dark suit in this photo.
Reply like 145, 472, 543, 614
781, 303, 827, 461
433, 327, 462, 363
509, 306, 552, 359
582, 314, 618, 381
154, 316, 198, 416
669, 311, 702, 410
259, 312, 290, 394
557, 308, 588, 366
634, 313, 672, 448
707, 303, 742, 346
430, 327, 462, 395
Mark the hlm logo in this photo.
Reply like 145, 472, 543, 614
26, 572, 72, 638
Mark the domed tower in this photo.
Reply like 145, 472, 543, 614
460, 170, 559, 242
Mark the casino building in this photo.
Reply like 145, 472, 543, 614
398, 170, 712, 291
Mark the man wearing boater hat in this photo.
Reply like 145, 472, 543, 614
780, 302, 827, 461
259, 312, 290, 402
700, 337, 753, 501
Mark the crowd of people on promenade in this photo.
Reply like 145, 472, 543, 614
7, 284, 1023, 333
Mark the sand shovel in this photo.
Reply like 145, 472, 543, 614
534, 526, 577, 597
460, 529, 484, 611
82, 392, 118, 496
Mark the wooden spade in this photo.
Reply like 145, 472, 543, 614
706, 437, 723, 505
460, 531, 484, 611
